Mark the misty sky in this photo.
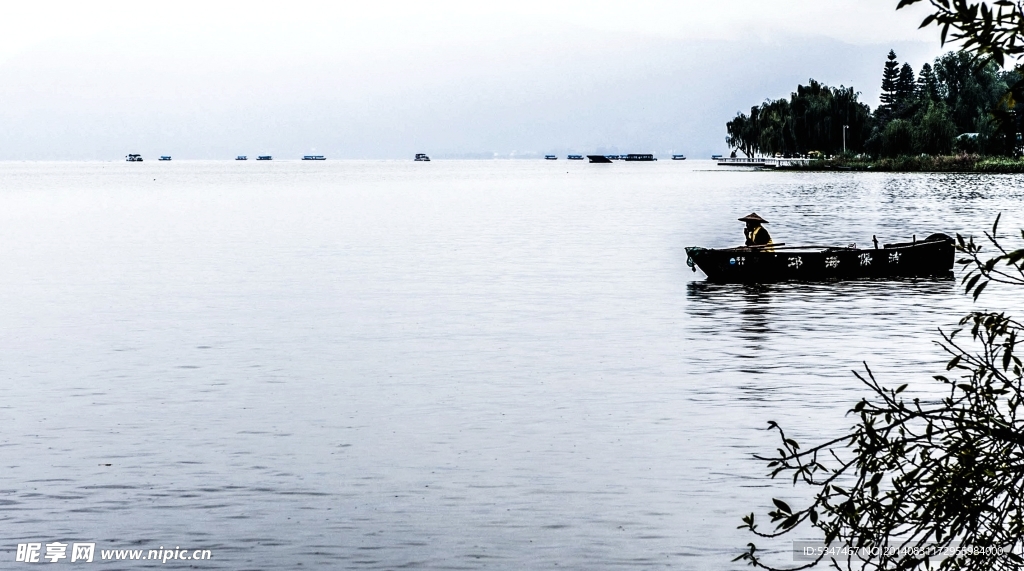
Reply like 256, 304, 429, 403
0, 1, 951, 159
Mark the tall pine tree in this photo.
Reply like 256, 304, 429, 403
896, 63, 916, 107
917, 62, 940, 102
880, 50, 900, 108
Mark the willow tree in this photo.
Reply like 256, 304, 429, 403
758, 98, 796, 156
727, 106, 760, 158
790, 81, 872, 155
735, 217, 1024, 571
726, 82, 872, 157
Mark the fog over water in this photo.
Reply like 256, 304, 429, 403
2, 160, 1019, 568
0, 1, 945, 160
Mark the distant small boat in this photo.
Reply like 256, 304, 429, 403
672, 154, 686, 160
303, 155, 326, 160
587, 155, 613, 163
711, 154, 724, 160
126, 154, 143, 162
623, 154, 656, 161
257, 156, 272, 161
159, 156, 171, 161
236, 156, 247, 160
414, 153, 430, 161
567, 154, 583, 160
545, 155, 557, 160
605, 154, 620, 160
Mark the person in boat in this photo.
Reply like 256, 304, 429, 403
739, 213, 773, 248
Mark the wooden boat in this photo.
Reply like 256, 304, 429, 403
685, 233, 954, 282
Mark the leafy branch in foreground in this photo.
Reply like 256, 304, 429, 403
735, 216, 1024, 571
898, 0, 1024, 68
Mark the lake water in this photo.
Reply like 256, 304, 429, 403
2, 160, 1021, 569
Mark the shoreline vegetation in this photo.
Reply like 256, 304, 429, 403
725, 48, 1024, 172
785, 154, 1024, 172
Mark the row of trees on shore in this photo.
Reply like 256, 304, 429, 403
726, 50, 1021, 158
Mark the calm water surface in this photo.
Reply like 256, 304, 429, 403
1, 160, 1021, 569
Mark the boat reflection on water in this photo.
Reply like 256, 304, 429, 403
686, 277, 956, 335
684, 276, 957, 399
684, 281, 776, 404
687, 282, 774, 351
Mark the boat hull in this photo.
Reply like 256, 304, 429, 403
685, 234, 954, 283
